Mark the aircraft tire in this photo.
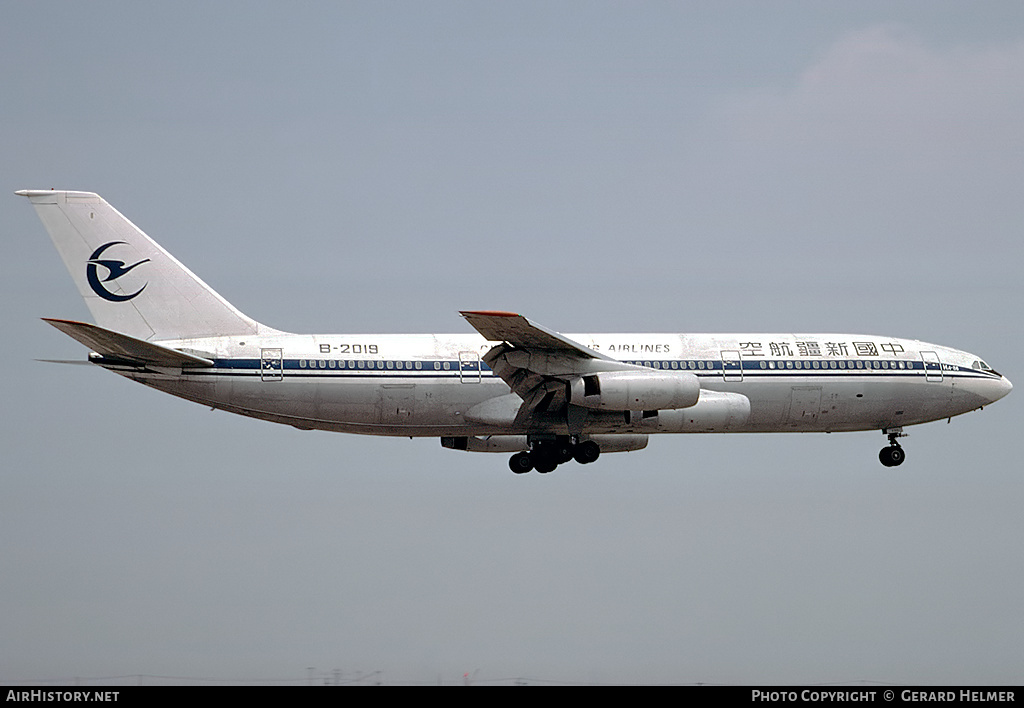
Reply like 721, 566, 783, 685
879, 446, 905, 467
534, 458, 558, 474
530, 445, 559, 474
530, 443, 562, 473
573, 440, 601, 465
509, 452, 534, 474
556, 442, 574, 464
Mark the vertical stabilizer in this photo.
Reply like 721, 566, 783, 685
18, 190, 269, 341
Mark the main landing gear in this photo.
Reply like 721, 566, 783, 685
508, 437, 601, 474
879, 428, 907, 467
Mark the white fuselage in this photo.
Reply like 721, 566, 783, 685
109, 330, 1010, 438
20, 189, 1012, 469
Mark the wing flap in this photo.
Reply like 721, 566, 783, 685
43, 318, 214, 368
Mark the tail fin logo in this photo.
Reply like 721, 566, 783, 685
86, 241, 151, 302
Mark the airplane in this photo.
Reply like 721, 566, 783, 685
18, 189, 1012, 474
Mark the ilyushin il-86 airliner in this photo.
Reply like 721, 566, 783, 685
19, 190, 1011, 474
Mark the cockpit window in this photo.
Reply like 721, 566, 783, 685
973, 360, 1001, 376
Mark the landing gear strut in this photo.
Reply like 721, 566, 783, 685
879, 428, 906, 467
507, 437, 601, 474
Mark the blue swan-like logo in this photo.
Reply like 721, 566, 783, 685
86, 241, 150, 302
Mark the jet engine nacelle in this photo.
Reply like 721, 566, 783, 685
639, 390, 750, 432
570, 371, 700, 411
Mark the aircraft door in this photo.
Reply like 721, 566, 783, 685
921, 351, 943, 382
379, 385, 416, 424
459, 351, 481, 383
787, 386, 821, 426
261, 348, 283, 381
721, 350, 743, 382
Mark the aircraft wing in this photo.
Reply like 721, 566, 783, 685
43, 318, 214, 368
460, 311, 637, 431
460, 310, 615, 361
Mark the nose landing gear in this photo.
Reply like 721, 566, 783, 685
879, 428, 907, 467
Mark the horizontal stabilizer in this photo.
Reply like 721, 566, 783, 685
43, 318, 214, 368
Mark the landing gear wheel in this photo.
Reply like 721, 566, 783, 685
573, 440, 601, 465
509, 451, 534, 474
533, 457, 558, 474
555, 442, 574, 464
529, 441, 563, 474
879, 445, 905, 467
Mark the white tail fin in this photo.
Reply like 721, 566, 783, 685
18, 190, 271, 341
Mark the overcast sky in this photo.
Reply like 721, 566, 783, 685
2, 1, 1022, 685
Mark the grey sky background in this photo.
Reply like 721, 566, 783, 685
2, 1, 1022, 685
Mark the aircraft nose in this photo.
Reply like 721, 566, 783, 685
982, 373, 1013, 406
996, 374, 1013, 402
